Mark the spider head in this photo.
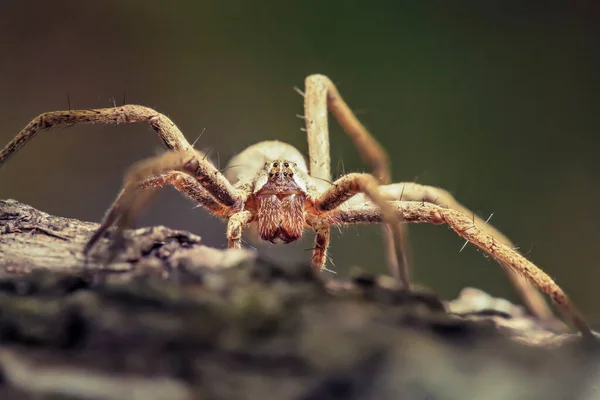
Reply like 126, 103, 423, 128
254, 159, 308, 195
253, 159, 308, 244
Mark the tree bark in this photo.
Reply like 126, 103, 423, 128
0, 199, 597, 400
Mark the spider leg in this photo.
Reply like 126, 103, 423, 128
84, 149, 244, 261
0, 105, 192, 167
314, 173, 410, 288
303, 74, 409, 282
226, 211, 253, 249
0, 105, 248, 260
84, 171, 228, 256
305, 218, 330, 270
376, 182, 554, 322
330, 200, 595, 341
304, 75, 390, 182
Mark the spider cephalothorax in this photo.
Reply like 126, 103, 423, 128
0, 74, 594, 340
252, 159, 309, 243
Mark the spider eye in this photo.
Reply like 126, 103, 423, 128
269, 173, 274, 177
288, 172, 293, 177
283, 162, 289, 168
273, 162, 279, 168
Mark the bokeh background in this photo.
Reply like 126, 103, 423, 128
1, 1, 598, 319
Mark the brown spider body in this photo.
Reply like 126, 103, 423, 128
226, 140, 315, 244
0, 74, 594, 339
251, 156, 309, 243
255, 194, 306, 243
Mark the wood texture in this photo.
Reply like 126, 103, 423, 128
0, 199, 597, 400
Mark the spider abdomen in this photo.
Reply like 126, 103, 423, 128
256, 194, 306, 243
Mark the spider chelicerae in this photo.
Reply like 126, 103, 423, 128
0, 74, 594, 340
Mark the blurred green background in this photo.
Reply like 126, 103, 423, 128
1, 1, 598, 318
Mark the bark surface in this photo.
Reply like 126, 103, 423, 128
0, 199, 597, 400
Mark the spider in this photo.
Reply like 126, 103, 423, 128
0, 74, 594, 340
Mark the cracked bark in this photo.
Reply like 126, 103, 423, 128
0, 199, 598, 400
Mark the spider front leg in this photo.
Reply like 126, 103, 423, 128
303, 74, 409, 284
84, 149, 244, 260
377, 182, 555, 322
332, 201, 595, 341
0, 105, 192, 167
226, 211, 253, 249
84, 171, 228, 255
301, 74, 554, 321
314, 172, 410, 288
306, 218, 330, 270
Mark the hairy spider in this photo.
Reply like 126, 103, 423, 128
0, 74, 594, 340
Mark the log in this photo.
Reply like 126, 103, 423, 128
0, 199, 597, 400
